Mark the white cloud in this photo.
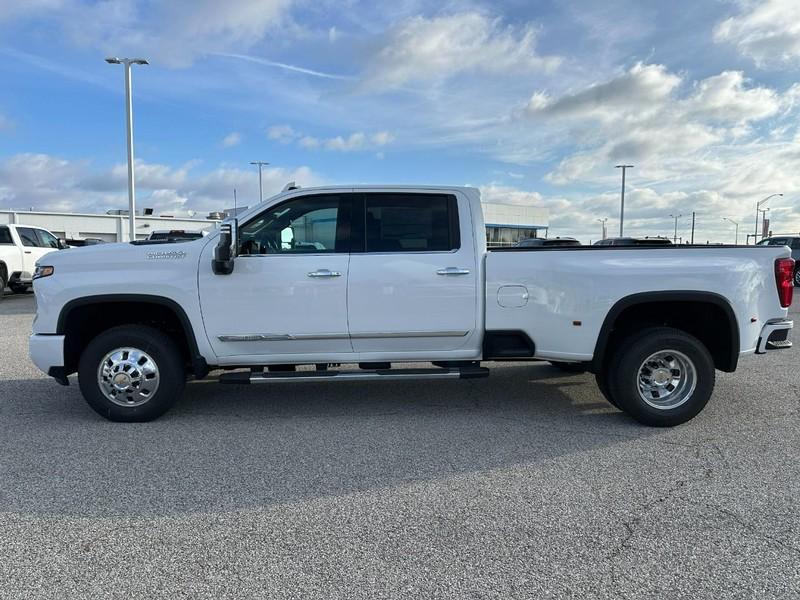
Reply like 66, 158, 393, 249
0, 153, 321, 215
0, 111, 13, 131
360, 12, 561, 90
268, 125, 394, 152
525, 63, 680, 122
267, 124, 300, 143
221, 132, 241, 147
0, 0, 65, 21
714, 0, 800, 67
61, 0, 294, 68
521, 63, 797, 187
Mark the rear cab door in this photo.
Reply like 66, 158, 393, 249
346, 189, 482, 359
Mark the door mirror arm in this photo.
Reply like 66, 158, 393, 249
212, 220, 238, 275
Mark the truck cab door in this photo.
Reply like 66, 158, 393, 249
346, 191, 481, 358
198, 193, 356, 361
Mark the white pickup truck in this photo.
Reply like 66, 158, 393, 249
0, 224, 66, 298
29, 185, 794, 425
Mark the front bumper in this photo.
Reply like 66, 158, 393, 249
29, 334, 65, 374
756, 319, 793, 354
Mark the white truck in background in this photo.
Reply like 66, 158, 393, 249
29, 185, 794, 426
0, 224, 66, 298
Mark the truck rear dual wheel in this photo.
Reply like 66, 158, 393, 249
78, 325, 185, 422
607, 327, 715, 427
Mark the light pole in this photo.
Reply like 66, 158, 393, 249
754, 193, 781, 243
670, 213, 682, 244
723, 217, 739, 245
250, 161, 269, 203
616, 165, 633, 237
596, 218, 608, 240
105, 57, 148, 242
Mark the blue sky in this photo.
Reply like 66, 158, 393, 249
0, 0, 799, 242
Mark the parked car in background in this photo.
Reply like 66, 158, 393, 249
65, 238, 107, 247
146, 230, 206, 242
758, 236, 800, 286
0, 224, 66, 298
516, 237, 581, 248
593, 237, 673, 247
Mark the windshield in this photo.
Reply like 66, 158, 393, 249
758, 238, 790, 246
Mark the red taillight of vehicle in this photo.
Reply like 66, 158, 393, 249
775, 258, 795, 308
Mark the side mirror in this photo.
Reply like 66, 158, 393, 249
57, 238, 68, 250
212, 220, 237, 275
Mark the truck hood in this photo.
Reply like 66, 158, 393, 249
42, 238, 210, 269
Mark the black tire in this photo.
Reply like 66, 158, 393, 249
594, 370, 619, 408
10, 283, 29, 294
78, 325, 185, 422
0, 266, 6, 301
548, 361, 588, 373
794, 267, 800, 287
607, 327, 715, 427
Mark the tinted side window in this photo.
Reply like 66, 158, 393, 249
17, 227, 40, 247
791, 239, 800, 249
0, 226, 12, 245
364, 193, 459, 253
35, 229, 60, 249
239, 194, 350, 255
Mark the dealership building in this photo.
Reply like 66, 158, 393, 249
482, 202, 549, 246
0, 209, 221, 243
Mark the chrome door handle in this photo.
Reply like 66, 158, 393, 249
307, 269, 341, 278
436, 267, 470, 276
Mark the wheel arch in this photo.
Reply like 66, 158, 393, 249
592, 291, 740, 374
57, 294, 209, 379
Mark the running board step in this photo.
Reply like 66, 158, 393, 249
218, 366, 489, 384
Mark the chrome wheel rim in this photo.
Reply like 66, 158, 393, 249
794, 269, 800, 286
98, 347, 160, 407
636, 349, 696, 410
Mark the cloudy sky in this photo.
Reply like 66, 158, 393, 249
1, 0, 799, 242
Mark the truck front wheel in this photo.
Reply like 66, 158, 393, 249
607, 327, 715, 427
78, 325, 185, 422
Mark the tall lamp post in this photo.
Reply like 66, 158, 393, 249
754, 193, 782, 243
596, 218, 608, 240
250, 161, 270, 203
670, 213, 682, 244
723, 217, 739, 245
105, 57, 148, 242
616, 165, 634, 237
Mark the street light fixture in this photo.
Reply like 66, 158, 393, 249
670, 213, 682, 244
754, 193, 782, 243
596, 218, 608, 240
723, 217, 739, 245
105, 57, 149, 242
615, 165, 633, 237
250, 161, 270, 203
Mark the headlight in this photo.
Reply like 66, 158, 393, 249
32, 265, 55, 280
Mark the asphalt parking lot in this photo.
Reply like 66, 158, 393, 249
1, 293, 798, 599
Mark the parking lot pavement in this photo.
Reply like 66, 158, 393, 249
0, 293, 798, 599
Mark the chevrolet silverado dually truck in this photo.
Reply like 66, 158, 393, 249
29, 186, 794, 426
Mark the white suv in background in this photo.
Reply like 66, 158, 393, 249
0, 224, 65, 297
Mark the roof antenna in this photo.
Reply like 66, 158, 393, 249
282, 181, 300, 192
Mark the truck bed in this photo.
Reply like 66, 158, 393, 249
485, 245, 789, 362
